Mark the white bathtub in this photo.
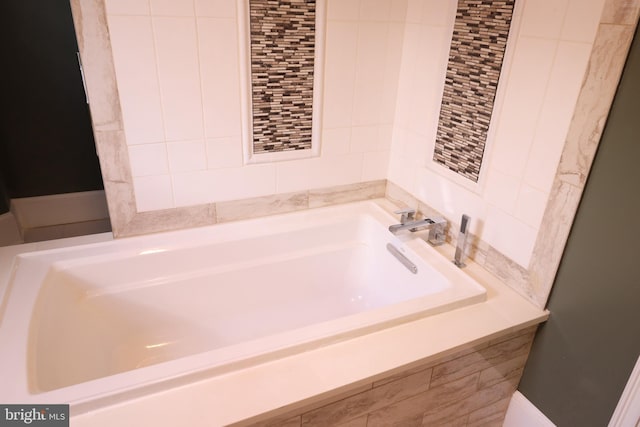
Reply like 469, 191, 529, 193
0, 200, 486, 410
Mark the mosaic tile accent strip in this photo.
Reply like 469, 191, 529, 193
250, 0, 316, 153
433, 0, 516, 182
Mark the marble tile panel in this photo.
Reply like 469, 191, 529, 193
70, 0, 123, 132
466, 233, 490, 267
335, 414, 368, 427
420, 379, 515, 426
486, 325, 537, 347
101, 180, 136, 237
297, 383, 374, 415
301, 368, 431, 426
477, 353, 528, 389
600, 0, 640, 24
247, 383, 374, 426
528, 180, 584, 307
215, 192, 309, 223
93, 130, 136, 236
384, 180, 419, 212
420, 406, 470, 427
557, 24, 635, 188
483, 246, 536, 305
366, 373, 480, 427
438, 415, 468, 427
119, 204, 216, 237
244, 415, 301, 427
466, 396, 512, 427
308, 180, 386, 208
93, 130, 134, 185
426, 342, 490, 368
430, 331, 533, 388
372, 365, 432, 388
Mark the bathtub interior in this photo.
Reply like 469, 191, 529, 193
2, 201, 487, 401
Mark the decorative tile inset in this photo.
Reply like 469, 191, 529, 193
433, 0, 516, 182
250, 0, 316, 153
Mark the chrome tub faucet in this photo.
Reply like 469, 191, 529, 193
388, 208, 447, 246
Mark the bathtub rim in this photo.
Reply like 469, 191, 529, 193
68, 239, 548, 426
0, 199, 489, 410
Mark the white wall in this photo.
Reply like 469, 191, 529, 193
389, 0, 606, 267
105, 0, 403, 212
106, 0, 607, 268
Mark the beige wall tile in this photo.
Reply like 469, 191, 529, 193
252, 328, 534, 427
483, 246, 535, 304
367, 373, 479, 427
372, 365, 431, 388
301, 368, 431, 426
486, 325, 536, 347
600, 0, 640, 24
431, 331, 533, 387
477, 354, 528, 390
216, 192, 309, 223
335, 414, 368, 427
528, 180, 584, 307
421, 411, 469, 427
119, 204, 216, 237
557, 24, 636, 187
244, 415, 301, 427
76, 0, 640, 316
238, 383, 373, 427
71, 0, 123, 132
421, 379, 516, 426
308, 181, 386, 208
466, 396, 512, 427
427, 342, 490, 367
92, 130, 136, 236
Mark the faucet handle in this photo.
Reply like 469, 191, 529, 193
427, 217, 447, 246
394, 208, 416, 224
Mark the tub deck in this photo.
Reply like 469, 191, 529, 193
0, 200, 489, 409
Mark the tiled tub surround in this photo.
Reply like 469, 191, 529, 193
242, 326, 536, 427
434, 0, 515, 182
98, 0, 399, 215
73, 0, 638, 309
250, 0, 316, 153
389, 0, 640, 307
0, 198, 547, 426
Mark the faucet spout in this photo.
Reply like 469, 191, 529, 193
388, 218, 436, 234
388, 216, 447, 246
